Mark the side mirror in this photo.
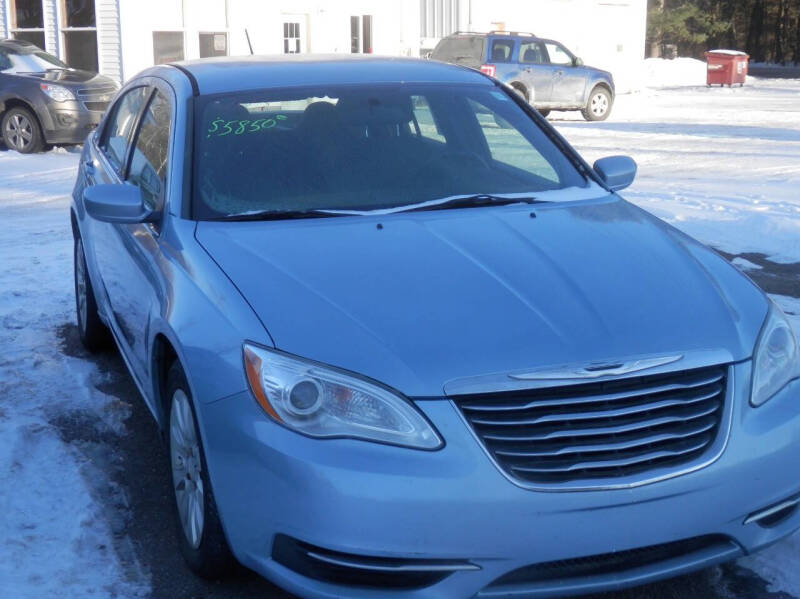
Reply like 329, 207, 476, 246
593, 156, 637, 192
83, 184, 156, 224
573, 57, 584, 67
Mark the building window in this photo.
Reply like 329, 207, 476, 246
199, 32, 228, 58
350, 15, 372, 54
283, 22, 301, 54
153, 31, 185, 64
62, 0, 98, 72
11, 0, 46, 50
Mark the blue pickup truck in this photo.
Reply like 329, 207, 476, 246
431, 31, 615, 121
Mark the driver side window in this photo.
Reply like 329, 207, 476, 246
99, 87, 150, 175
545, 43, 573, 66
127, 90, 172, 212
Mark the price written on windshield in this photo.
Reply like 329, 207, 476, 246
206, 114, 288, 138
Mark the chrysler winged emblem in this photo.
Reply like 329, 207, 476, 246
508, 355, 684, 381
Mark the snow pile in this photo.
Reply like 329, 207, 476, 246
0, 148, 149, 598
641, 57, 708, 89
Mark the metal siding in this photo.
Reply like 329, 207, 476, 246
420, 0, 460, 38
0, 1, 7, 38
43, 0, 58, 55
97, 0, 122, 81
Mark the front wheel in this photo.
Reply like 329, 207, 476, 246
74, 237, 110, 352
2, 107, 44, 153
167, 363, 235, 578
581, 87, 613, 121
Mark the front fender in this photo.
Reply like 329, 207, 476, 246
584, 74, 615, 103
145, 217, 272, 424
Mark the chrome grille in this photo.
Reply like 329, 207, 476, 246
454, 365, 728, 485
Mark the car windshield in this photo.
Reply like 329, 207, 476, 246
5, 50, 70, 72
193, 82, 587, 219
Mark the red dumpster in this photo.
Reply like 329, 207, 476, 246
705, 50, 749, 86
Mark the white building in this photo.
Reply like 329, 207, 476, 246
0, 0, 646, 90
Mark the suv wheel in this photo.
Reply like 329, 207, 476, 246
2, 107, 44, 153
582, 87, 612, 122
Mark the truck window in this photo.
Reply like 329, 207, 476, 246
431, 36, 485, 69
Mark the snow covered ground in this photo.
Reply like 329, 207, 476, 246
0, 149, 149, 598
552, 76, 800, 264
0, 66, 799, 598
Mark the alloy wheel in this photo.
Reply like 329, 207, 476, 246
170, 389, 205, 549
590, 92, 609, 118
4, 113, 33, 151
75, 240, 88, 332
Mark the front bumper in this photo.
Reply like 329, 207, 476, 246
200, 361, 800, 598
33, 97, 104, 144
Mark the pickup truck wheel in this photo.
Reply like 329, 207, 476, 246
2, 107, 44, 154
582, 87, 613, 121
74, 237, 110, 352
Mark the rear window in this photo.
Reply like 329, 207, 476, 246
192, 83, 586, 219
431, 36, 485, 68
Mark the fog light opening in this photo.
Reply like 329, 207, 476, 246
744, 496, 800, 528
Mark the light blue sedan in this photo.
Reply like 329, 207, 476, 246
71, 55, 800, 599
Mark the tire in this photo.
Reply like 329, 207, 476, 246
74, 237, 111, 352
510, 84, 528, 103
581, 86, 613, 122
537, 109, 551, 118
167, 362, 235, 578
2, 107, 45, 154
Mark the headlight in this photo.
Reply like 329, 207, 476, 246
751, 302, 800, 407
40, 83, 75, 102
243, 343, 442, 449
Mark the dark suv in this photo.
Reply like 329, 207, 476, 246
0, 39, 119, 153
431, 31, 615, 121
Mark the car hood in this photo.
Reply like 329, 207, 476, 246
18, 69, 116, 87
196, 197, 766, 397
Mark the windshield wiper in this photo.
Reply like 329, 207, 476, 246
323, 193, 543, 216
209, 209, 346, 222
401, 193, 541, 213
210, 194, 541, 221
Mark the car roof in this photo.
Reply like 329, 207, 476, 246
170, 54, 492, 95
